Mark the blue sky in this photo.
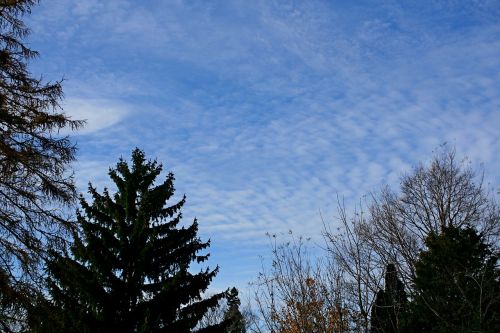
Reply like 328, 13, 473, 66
27, 0, 499, 294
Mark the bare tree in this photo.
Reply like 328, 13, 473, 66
363, 148, 499, 285
249, 232, 351, 333
322, 147, 499, 332
322, 203, 384, 333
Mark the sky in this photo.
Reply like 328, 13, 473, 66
26, 0, 500, 294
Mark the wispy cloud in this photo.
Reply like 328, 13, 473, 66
62, 98, 131, 134
27, 0, 500, 290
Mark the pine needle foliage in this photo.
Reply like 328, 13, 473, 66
402, 225, 500, 333
42, 149, 226, 333
0, 1, 82, 330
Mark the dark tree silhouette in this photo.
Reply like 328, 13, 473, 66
370, 264, 407, 333
0, 1, 82, 330
402, 225, 500, 333
39, 149, 226, 333
224, 287, 245, 333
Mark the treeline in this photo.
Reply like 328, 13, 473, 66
248, 150, 499, 333
0, 1, 499, 333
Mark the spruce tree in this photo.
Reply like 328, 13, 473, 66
370, 264, 407, 333
223, 287, 245, 333
41, 149, 227, 332
402, 225, 500, 333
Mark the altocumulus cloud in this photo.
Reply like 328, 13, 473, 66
26, 0, 500, 292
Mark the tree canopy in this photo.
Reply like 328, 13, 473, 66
38, 149, 226, 332
0, 1, 82, 330
402, 225, 500, 333
317, 148, 499, 333
365, 149, 499, 286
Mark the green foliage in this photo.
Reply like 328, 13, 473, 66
402, 225, 500, 333
370, 264, 407, 333
39, 149, 226, 332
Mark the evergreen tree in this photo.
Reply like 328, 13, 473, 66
223, 287, 245, 333
370, 264, 407, 333
402, 225, 500, 333
40, 149, 226, 332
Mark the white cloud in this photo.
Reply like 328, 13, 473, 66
62, 98, 130, 134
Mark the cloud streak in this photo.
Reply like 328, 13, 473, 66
62, 98, 131, 134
